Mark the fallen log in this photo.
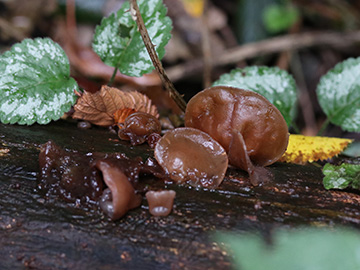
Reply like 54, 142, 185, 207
0, 121, 359, 269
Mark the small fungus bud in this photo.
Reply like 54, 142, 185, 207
145, 190, 176, 216
118, 112, 161, 146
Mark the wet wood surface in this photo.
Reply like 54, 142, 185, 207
1, 121, 359, 269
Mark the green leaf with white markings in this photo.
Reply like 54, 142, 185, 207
316, 57, 360, 132
0, 38, 78, 125
213, 66, 297, 127
92, 0, 172, 77
323, 163, 360, 190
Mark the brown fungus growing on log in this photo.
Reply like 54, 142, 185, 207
94, 160, 142, 220
118, 112, 161, 146
185, 86, 289, 186
38, 140, 103, 203
38, 141, 172, 220
146, 190, 176, 216
154, 127, 228, 188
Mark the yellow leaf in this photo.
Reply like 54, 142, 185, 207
279, 135, 353, 164
181, 0, 205, 18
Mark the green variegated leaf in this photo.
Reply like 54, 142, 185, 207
0, 38, 78, 125
316, 57, 360, 132
92, 0, 172, 77
213, 66, 297, 126
323, 163, 360, 190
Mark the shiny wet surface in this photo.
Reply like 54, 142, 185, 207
1, 121, 359, 269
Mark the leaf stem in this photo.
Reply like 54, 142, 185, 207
108, 67, 118, 86
317, 118, 330, 136
291, 122, 301, 134
129, 0, 187, 112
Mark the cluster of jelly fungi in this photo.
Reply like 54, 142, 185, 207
39, 86, 289, 219
185, 86, 289, 185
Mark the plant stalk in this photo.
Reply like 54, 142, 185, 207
108, 67, 118, 86
129, 0, 187, 112
317, 118, 330, 136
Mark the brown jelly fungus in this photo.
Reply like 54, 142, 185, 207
154, 127, 228, 188
146, 190, 176, 216
185, 86, 289, 185
38, 140, 103, 203
94, 160, 142, 220
118, 112, 161, 146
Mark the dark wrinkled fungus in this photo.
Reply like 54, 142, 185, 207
94, 160, 142, 220
154, 127, 228, 188
146, 190, 176, 216
147, 133, 162, 148
118, 112, 161, 146
38, 140, 103, 203
185, 86, 289, 186
38, 141, 169, 218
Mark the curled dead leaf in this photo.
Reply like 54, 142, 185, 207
280, 134, 353, 164
72, 85, 159, 126
114, 108, 136, 128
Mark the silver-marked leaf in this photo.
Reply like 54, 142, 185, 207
0, 38, 78, 125
92, 0, 172, 77
323, 163, 360, 190
213, 66, 298, 127
316, 57, 360, 132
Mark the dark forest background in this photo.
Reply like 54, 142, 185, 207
1, 0, 360, 141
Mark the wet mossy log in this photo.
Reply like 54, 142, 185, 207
0, 121, 359, 269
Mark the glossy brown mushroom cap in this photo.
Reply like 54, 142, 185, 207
118, 112, 161, 145
94, 160, 142, 220
154, 127, 228, 188
184, 86, 289, 168
145, 190, 176, 216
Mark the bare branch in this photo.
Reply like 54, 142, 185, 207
167, 30, 360, 82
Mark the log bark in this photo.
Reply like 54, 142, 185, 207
0, 121, 359, 269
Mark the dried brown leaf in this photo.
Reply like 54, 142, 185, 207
73, 85, 159, 126
114, 108, 136, 128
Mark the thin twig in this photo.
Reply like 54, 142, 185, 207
290, 52, 318, 135
201, 0, 212, 88
66, 0, 77, 41
129, 0, 187, 112
167, 30, 360, 82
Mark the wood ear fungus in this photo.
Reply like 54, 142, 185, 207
184, 86, 289, 185
154, 127, 228, 188
94, 160, 142, 220
38, 140, 103, 203
118, 112, 161, 146
145, 190, 176, 216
